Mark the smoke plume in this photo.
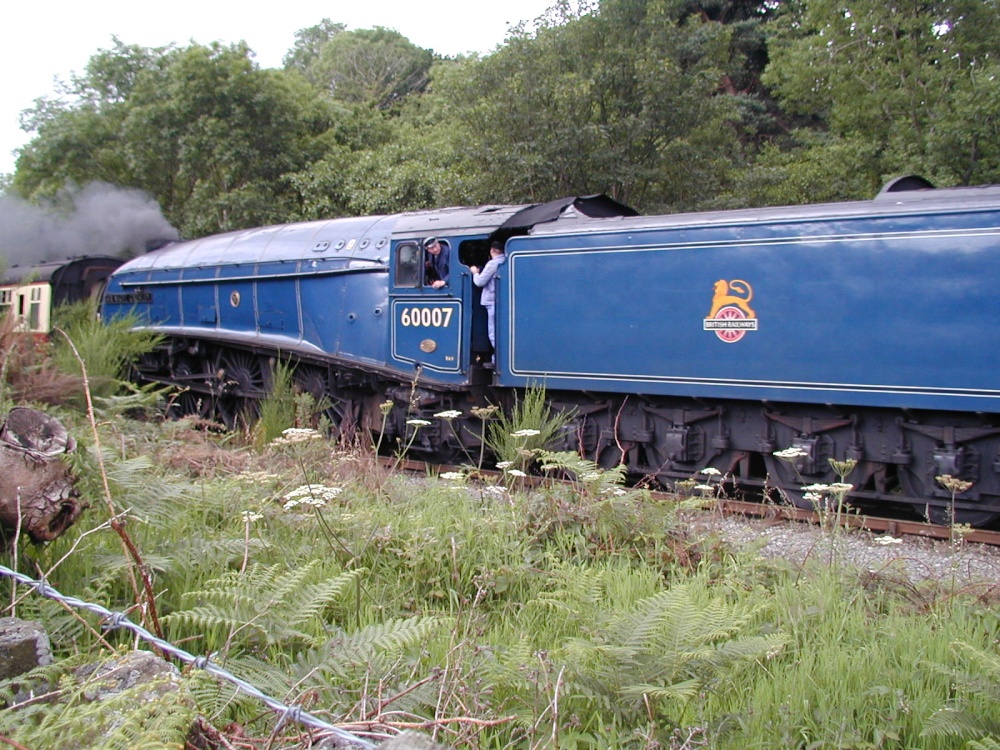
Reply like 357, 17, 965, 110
0, 182, 180, 268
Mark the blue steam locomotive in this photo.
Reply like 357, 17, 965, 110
101, 179, 1000, 526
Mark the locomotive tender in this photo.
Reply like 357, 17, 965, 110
101, 180, 1000, 526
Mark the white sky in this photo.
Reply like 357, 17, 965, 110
1, 0, 557, 176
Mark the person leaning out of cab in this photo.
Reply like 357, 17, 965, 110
423, 237, 449, 289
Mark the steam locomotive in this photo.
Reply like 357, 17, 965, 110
101, 178, 1000, 526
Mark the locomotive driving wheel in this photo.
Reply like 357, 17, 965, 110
215, 349, 269, 431
167, 356, 214, 421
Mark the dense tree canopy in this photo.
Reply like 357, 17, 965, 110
6, 0, 1000, 234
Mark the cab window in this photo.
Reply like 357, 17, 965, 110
395, 243, 421, 288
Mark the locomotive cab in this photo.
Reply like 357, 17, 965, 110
389, 235, 496, 379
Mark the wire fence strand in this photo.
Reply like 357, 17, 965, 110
0, 563, 376, 749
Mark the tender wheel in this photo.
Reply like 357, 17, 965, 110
898, 466, 999, 527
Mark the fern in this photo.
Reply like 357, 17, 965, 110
923, 642, 1000, 742
162, 561, 364, 652
220, 614, 451, 719
537, 450, 627, 497
550, 584, 786, 724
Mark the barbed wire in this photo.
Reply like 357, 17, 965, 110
0, 563, 377, 749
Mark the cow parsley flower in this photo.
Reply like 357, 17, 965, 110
282, 484, 342, 509
435, 410, 463, 420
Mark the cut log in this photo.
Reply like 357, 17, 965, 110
0, 407, 86, 547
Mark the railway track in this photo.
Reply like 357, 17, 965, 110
390, 458, 1000, 547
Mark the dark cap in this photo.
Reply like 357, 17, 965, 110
423, 236, 438, 248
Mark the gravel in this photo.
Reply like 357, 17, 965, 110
701, 514, 1000, 591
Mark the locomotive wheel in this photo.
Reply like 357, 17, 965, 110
215, 350, 268, 431
167, 357, 214, 421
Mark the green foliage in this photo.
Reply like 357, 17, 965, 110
50, 300, 162, 400
486, 384, 575, 469
923, 641, 1000, 743
558, 584, 787, 725
161, 560, 363, 654
537, 449, 627, 497
0, 653, 198, 749
763, 0, 1000, 188
252, 358, 298, 449
430, 0, 745, 210
309, 27, 434, 108
11, 405, 1000, 748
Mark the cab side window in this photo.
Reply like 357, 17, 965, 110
395, 243, 421, 288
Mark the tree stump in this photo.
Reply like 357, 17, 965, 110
0, 407, 86, 548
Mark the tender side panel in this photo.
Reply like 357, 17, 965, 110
503, 210, 1000, 413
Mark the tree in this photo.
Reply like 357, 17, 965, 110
308, 28, 434, 109
761, 0, 1000, 192
430, 0, 746, 211
283, 18, 346, 75
13, 41, 355, 235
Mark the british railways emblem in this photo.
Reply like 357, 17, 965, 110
704, 279, 758, 343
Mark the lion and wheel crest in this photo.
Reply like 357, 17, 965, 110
703, 279, 758, 343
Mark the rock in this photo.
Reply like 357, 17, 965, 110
379, 730, 452, 750
74, 650, 181, 703
0, 617, 52, 681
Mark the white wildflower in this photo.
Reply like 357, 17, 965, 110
435, 410, 463, 420
802, 484, 830, 492
829, 483, 854, 493
510, 429, 541, 438
699, 467, 722, 476
236, 471, 280, 483
506, 469, 527, 477
242, 510, 263, 522
271, 427, 322, 445
282, 484, 342, 509
406, 419, 432, 427
496, 461, 513, 469
440, 471, 465, 481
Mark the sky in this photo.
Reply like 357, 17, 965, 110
1, 0, 558, 176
